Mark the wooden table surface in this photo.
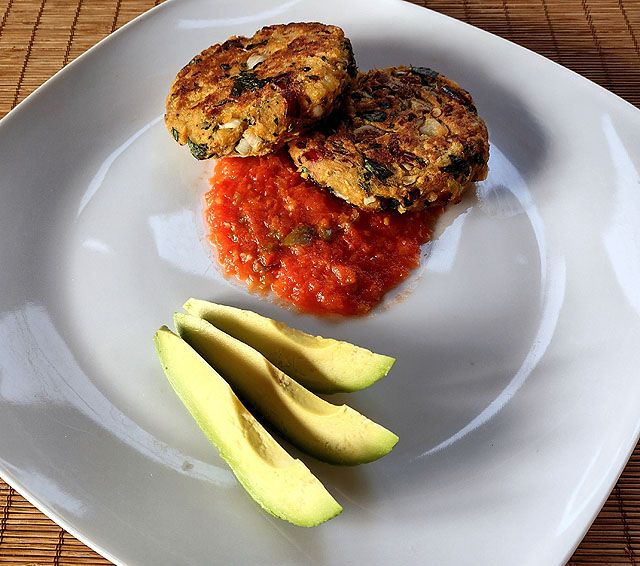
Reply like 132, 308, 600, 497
0, 0, 639, 564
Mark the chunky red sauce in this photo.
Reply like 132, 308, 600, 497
204, 152, 441, 316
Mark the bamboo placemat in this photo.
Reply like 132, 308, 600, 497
0, 0, 639, 564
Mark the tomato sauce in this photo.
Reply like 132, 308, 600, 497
204, 151, 441, 316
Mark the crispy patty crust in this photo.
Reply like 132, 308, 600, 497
288, 66, 489, 212
165, 22, 357, 159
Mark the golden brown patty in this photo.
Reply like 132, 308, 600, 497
288, 66, 489, 212
165, 22, 357, 159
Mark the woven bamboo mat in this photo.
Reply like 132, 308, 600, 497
0, 0, 639, 564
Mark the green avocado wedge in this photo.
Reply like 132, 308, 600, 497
183, 299, 395, 394
174, 313, 399, 466
154, 326, 342, 527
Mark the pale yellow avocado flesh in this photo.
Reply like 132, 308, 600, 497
183, 298, 395, 394
174, 313, 399, 465
154, 326, 342, 527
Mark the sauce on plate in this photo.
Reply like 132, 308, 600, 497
204, 151, 441, 316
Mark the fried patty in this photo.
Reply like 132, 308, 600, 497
165, 22, 357, 159
288, 66, 489, 212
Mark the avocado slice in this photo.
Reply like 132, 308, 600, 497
174, 313, 399, 465
154, 326, 342, 526
183, 299, 395, 394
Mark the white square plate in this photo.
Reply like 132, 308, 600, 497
1, 0, 640, 564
